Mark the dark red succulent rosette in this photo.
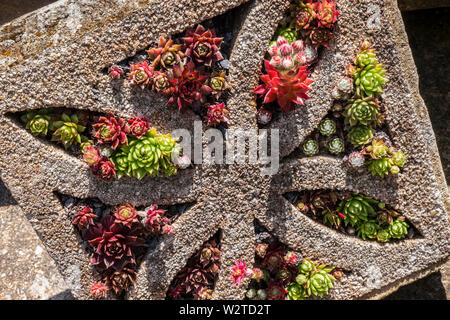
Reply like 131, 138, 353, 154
92, 156, 116, 180
183, 25, 224, 67
127, 117, 150, 139
84, 216, 144, 271
165, 61, 213, 110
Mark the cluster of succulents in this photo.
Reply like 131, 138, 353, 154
20, 108, 186, 181
167, 238, 221, 300
108, 25, 229, 127
69, 201, 174, 298
254, 1, 339, 122
302, 117, 344, 157
230, 239, 341, 300
21, 109, 87, 150
290, 190, 411, 243
346, 138, 407, 178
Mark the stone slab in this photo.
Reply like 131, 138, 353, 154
0, 0, 449, 300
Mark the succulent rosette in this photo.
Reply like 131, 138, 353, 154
113, 203, 139, 228
183, 25, 223, 67
318, 118, 336, 136
286, 282, 306, 300
166, 61, 212, 110
152, 71, 171, 92
268, 36, 307, 73
356, 220, 379, 240
209, 71, 227, 97
353, 63, 388, 98
299, 258, 315, 274
147, 37, 185, 69
257, 108, 272, 125
314, 0, 339, 28
306, 268, 335, 297
347, 124, 374, 147
365, 138, 389, 159
104, 266, 136, 295
90, 283, 107, 299
206, 102, 230, 127
92, 156, 116, 180
309, 28, 334, 47
295, 0, 316, 30
92, 114, 129, 149
254, 60, 313, 113
388, 219, 409, 239
392, 150, 407, 167
51, 113, 85, 149
112, 129, 178, 180
366, 157, 393, 178
128, 61, 154, 89
23, 112, 51, 136
344, 98, 379, 126
83, 146, 101, 166
145, 204, 173, 235
302, 139, 319, 156
108, 66, 124, 79
326, 137, 344, 155
72, 206, 97, 229
376, 228, 391, 243
85, 216, 144, 270
337, 194, 377, 227
266, 280, 286, 300
347, 151, 365, 168
279, 28, 298, 43
127, 117, 150, 139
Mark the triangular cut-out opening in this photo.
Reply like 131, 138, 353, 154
9, 107, 191, 181
56, 192, 194, 299
283, 190, 422, 243
101, 2, 251, 131
166, 229, 222, 300
245, 219, 347, 300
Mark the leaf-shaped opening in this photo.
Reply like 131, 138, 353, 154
283, 190, 422, 243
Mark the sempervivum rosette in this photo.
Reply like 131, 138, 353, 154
182, 25, 223, 67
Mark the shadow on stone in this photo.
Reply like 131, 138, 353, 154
384, 271, 447, 300
0, 178, 17, 206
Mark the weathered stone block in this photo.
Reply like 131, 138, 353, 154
0, 0, 449, 300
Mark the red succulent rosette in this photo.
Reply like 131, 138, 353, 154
128, 61, 154, 89
92, 113, 129, 149
72, 206, 97, 229
90, 283, 107, 299
113, 203, 139, 228
314, 0, 339, 29
127, 117, 150, 139
254, 60, 313, 113
166, 61, 212, 110
145, 204, 173, 235
92, 156, 117, 180
183, 25, 223, 67
85, 216, 144, 270
206, 102, 229, 127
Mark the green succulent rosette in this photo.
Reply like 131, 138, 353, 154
112, 128, 178, 180
347, 125, 374, 147
376, 228, 391, 243
51, 113, 85, 149
388, 219, 409, 239
21, 109, 55, 136
286, 282, 306, 300
391, 151, 406, 167
326, 137, 344, 155
354, 50, 378, 68
306, 269, 335, 297
338, 194, 378, 227
356, 220, 379, 240
366, 157, 393, 178
299, 258, 315, 274
302, 139, 319, 157
318, 118, 336, 137
353, 64, 388, 98
279, 28, 298, 43
344, 98, 379, 126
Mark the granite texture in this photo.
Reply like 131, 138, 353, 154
0, 0, 449, 300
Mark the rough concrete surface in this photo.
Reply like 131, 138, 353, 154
0, 0, 449, 300
0, 205, 68, 299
